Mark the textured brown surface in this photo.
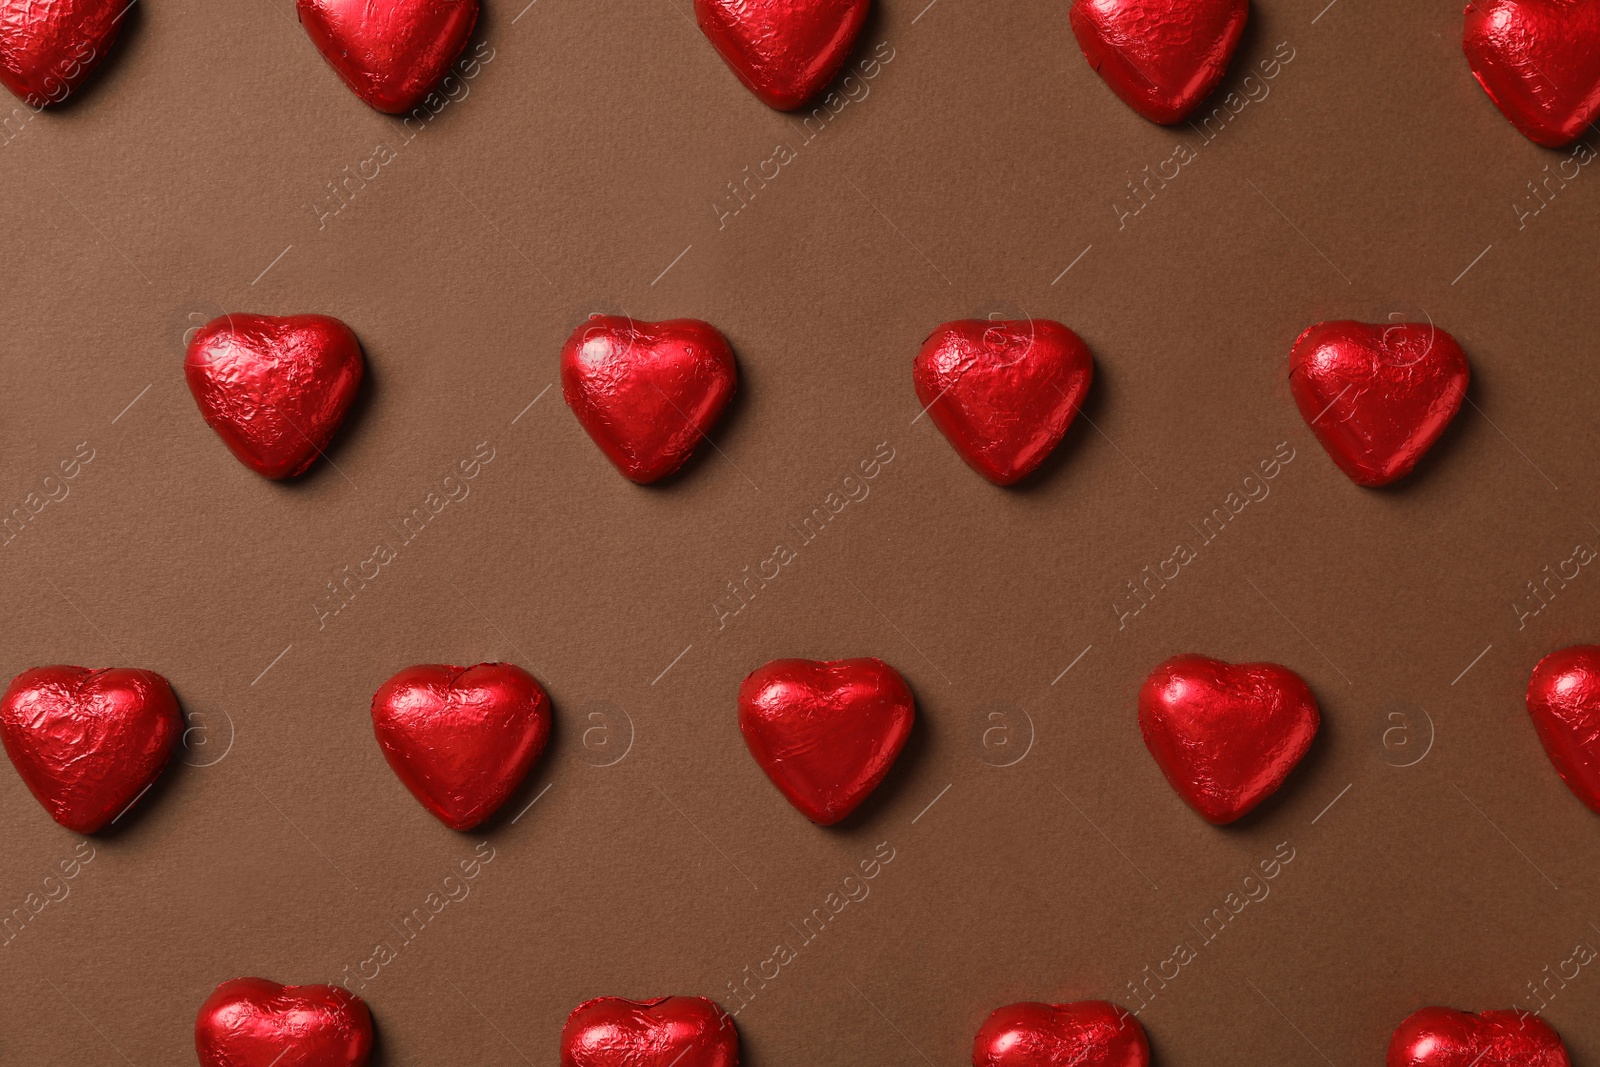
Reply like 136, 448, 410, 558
3, 1, 1600, 1064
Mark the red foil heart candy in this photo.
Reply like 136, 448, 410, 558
561, 996, 738, 1067
1289, 320, 1470, 488
371, 662, 551, 831
1138, 654, 1319, 824
1526, 645, 1600, 814
196, 977, 373, 1067
0, 0, 126, 107
561, 315, 738, 485
913, 318, 1095, 486
1387, 1006, 1571, 1067
738, 657, 914, 825
1070, 0, 1249, 124
695, 0, 869, 110
0, 666, 180, 833
297, 0, 477, 114
1463, 0, 1600, 148
973, 1001, 1148, 1067
185, 313, 366, 481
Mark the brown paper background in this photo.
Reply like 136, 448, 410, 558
3, 0, 1600, 1063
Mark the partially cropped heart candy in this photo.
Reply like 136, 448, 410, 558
1070, 0, 1248, 123
371, 662, 551, 831
1138, 654, 1319, 824
0, 0, 126, 106
1526, 645, 1600, 815
297, 0, 477, 114
738, 657, 914, 825
913, 318, 1094, 486
561, 315, 738, 485
1289, 320, 1470, 488
1, 666, 180, 833
973, 1001, 1148, 1067
196, 977, 373, 1067
1463, 0, 1600, 148
1387, 1006, 1571, 1067
185, 313, 365, 481
561, 996, 738, 1067
695, 0, 869, 110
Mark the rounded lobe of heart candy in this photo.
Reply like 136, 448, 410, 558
296, 0, 477, 114
913, 319, 1095, 486
1463, 0, 1600, 147
1387, 1006, 1571, 1067
184, 313, 366, 481
561, 995, 739, 1067
0, 0, 126, 106
371, 662, 551, 831
1288, 320, 1470, 488
1525, 645, 1600, 815
1069, 0, 1249, 124
973, 1001, 1148, 1067
0, 666, 180, 833
1138, 654, 1320, 824
195, 977, 373, 1067
561, 315, 738, 485
694, 0, 870, 110
738, 657, 915, 825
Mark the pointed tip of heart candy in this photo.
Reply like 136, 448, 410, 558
1069, 0, 1250, 125
693, 0, 871, 112
296, 0, 480, 115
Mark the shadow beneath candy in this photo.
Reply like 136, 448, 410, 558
364, 1016, 390, 1066
39, 0, 143, 115
1008, 352, 1104, 494
827, 677, 932, 833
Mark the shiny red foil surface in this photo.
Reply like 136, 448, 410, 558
973, 1002, 1148, 1067
561, 996, 739, 1067
1463, 0, 1600, 148
0, 666, 180, 833
1138, 654, 1319, 825
1387, 1006, 1571, 1067
1526, 645, 1600, 815
561, 315, 738, 485
185, 313, 365, 481
1070, 0, 1248, 124
1289, 320, 1470, 488
695, 0, 869, 110
738, 657, 914, 825
913, 319, 1094, 486
195, 978, 374, 1067
371, 662, 551, 831
0, 0, 124, 106
296, 0, 476, 114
